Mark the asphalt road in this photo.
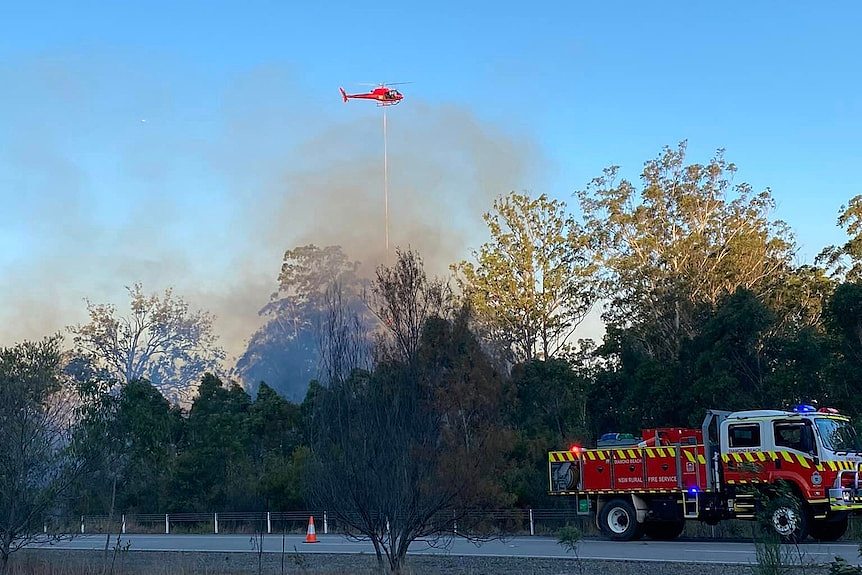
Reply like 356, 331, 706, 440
33, 535, 862, 565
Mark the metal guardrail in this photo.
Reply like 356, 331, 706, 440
45, 509, 584, 536
58, 511, 330, 535
41, 510, 862, 542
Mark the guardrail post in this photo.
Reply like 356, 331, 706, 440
121, 514, 126, 534
529, 508, 534, 536
165, 514, 169, 534
214, 513, 219, 534
81, 516, 84, 534
453, 510, 457, 535
323, 512, 328, 535
267, 512, 271, 534
43, 523, 47, 534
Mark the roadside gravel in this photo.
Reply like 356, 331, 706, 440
18, 549, 829, 574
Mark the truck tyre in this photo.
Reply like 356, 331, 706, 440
764, 496, 809, 543
643, 519, 685, 540
599, 498, 643, 541
810, 516, 848, 542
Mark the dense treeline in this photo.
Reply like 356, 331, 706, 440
55, 282, 862, 517
72, 376, 308, 515
4, 142, 862, 573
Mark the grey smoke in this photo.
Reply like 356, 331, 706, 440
0, 57, 543, 375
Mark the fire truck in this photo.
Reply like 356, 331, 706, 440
548, 406, 862, 542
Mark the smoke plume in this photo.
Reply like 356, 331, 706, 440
0, 57, 542, 370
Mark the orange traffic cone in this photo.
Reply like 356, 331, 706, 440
304, 515, 319, 543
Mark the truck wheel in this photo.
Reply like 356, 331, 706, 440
764, 496, 809, 543
810, 516, 848, 542
643, 520, 685, 540
599, 499, 643, 541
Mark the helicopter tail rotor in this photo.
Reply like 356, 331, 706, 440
339, 87, 348, 103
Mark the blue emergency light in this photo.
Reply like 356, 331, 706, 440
793, 404, 817, 413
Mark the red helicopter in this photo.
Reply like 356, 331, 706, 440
339, 83, 409, 106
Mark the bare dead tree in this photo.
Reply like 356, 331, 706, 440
308, 250, 510, 575
365, 247, 452, 363
317, 281, 372, 386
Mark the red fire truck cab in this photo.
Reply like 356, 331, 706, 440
549, 406, 862, 542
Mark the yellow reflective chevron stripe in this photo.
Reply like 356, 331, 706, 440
684, 451, 695, 463
697, 454, 707, 464
657, 448, 667, 457
795, 454, 810, 469
756, 452, 766, 462
549, 451, 577, 462
732, 453, 743, 462
597, 450, 607, 460
721, 453, 729, 462
667, 447, 676, 456
828, 461, 837, 471
627, 449, 638, 459
781, 452, 793, 463
744, 452, 756, 462
616, 450, 625, 459
586, 451, 596, 460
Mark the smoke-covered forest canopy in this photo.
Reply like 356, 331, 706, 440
20, 141, 862, 411
5, 142, 862, 572
5, 143, 862, 512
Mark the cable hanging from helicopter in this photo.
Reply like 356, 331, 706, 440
338, 82, 411, 255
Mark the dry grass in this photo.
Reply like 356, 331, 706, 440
7, 552, 365, 575
8, 550, 822, 575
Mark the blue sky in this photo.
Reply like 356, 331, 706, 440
1, 1, 860, 356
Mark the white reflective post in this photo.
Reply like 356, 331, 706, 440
214, 513, 219, 534
165, 514, 169, 534
323, 512, 328, 535
267, 512, 271, 534
80, 516, 84, 534
529, 509, 534, 536
122, 514, 126, 534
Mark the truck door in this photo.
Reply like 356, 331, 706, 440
771, 420, 820, 497
723, 422, 764, 485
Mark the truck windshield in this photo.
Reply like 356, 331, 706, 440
815, 418, 862, 452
